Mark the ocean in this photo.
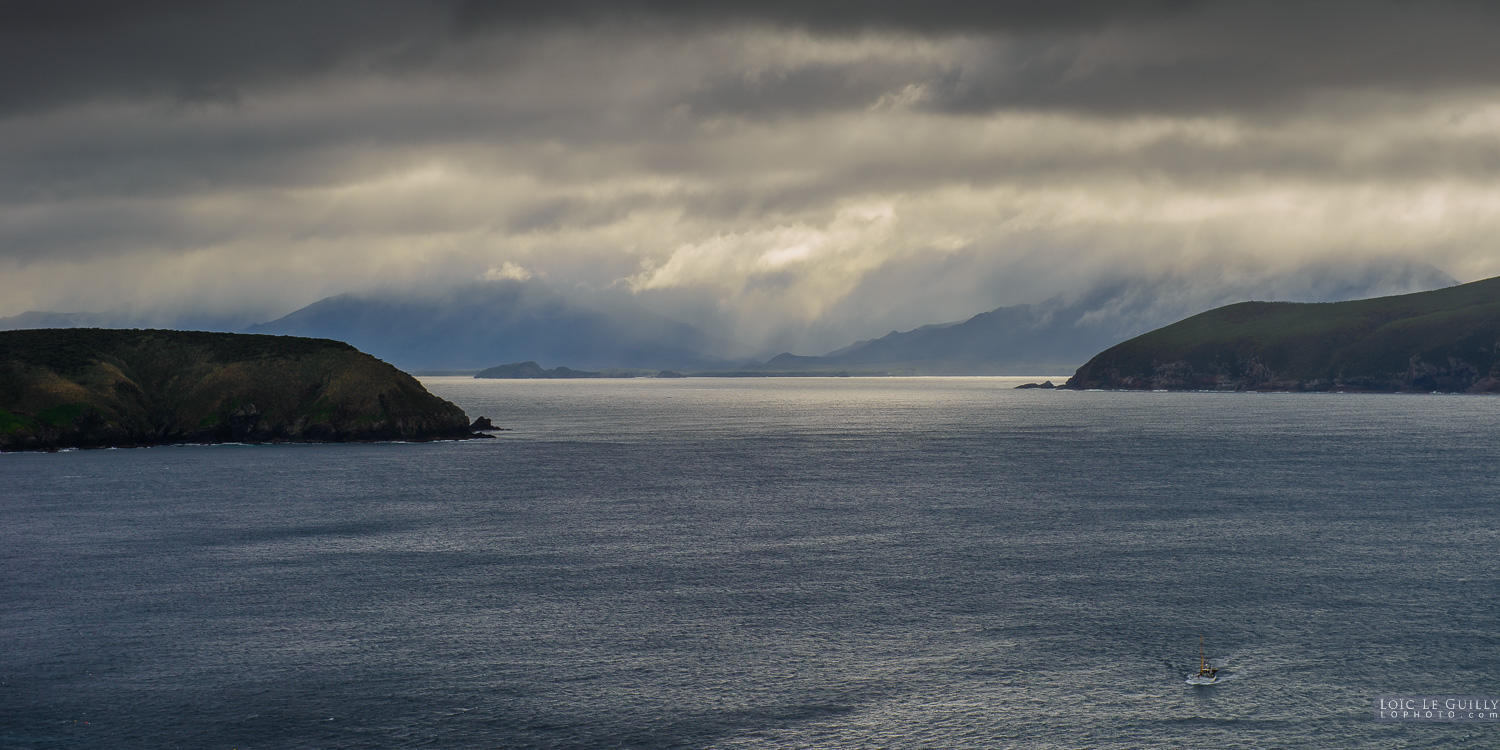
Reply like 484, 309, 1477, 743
3, 377, 1496, 748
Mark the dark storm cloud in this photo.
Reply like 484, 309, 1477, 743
683, 61, 923, 119
671, 1, 1500, 118
7, 0, 1500, 351
0, 1, 542, 116
452, 0, 1198, 33
918, 1, 1500, 115
9, 1, 1500, 118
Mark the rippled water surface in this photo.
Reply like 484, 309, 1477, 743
3, 377, 1498, 748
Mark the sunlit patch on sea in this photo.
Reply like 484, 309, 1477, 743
3, 377, 1496, 748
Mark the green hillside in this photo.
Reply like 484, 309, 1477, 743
0, 329, 476, 450
1065, 276, 1500, 392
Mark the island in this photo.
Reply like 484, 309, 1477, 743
474, 361, 603, 379
1065, 275, 1500, 392
0, 328, 488, 451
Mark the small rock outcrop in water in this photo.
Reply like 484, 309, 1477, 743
469, 416, 504, 431
0, 329, 487, 451
1065, 275, 1500, 392
1015, 380, 1055, 389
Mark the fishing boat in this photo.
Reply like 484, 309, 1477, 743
1185, 635, 1219, 685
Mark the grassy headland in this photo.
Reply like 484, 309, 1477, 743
1066, 276, 1500, 392
0, 329, 477, 450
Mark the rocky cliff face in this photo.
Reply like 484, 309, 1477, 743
0, 329, 479, 451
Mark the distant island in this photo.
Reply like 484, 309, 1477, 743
475, 361, 606, 379
1065, 276, 1500, 392
0, 329, 489, 451
472, 361, 680, 379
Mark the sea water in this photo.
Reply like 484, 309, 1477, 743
2, 377, 1497, 748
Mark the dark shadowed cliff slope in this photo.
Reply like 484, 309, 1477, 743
0, 329, 477, 450
1065, 276, 1500, 392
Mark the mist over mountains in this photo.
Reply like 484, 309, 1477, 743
761, 261, 1458, 374
244, 282, 724, 372
0, 260, 1459, 373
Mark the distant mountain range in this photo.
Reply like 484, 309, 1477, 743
0, 261, 1458, 374
244, 282, 727, 372
753, 262, 1458, 375
0, 284, 727, 372
1066, 275, 1500, 392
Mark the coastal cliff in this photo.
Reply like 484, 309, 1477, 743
1065, 276, 1500, 392
0, 329, 480, 450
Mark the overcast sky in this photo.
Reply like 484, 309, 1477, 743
5, 1, 1500, 353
